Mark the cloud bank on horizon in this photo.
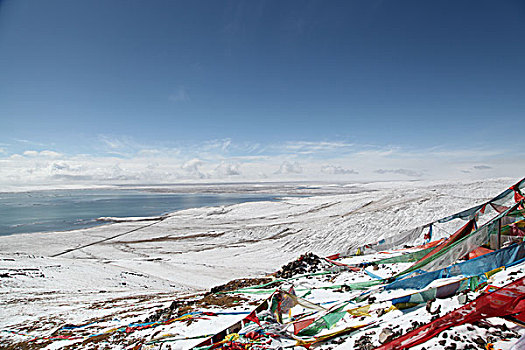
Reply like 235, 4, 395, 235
0, 136, 523, 190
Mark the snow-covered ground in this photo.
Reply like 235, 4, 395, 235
0, 177, 523, 349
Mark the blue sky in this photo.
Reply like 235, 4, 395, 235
0, 0, 524, 187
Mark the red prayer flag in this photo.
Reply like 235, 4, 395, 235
244, 310, 261, 327
293, 318, 315, 335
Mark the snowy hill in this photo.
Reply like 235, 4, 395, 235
0, 177, 523, 349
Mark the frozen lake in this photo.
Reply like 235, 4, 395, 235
0, 188, 278, 236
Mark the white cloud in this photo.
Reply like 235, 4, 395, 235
137, 149, 163, 157
214, 162, 241, 177
181, 158, 202, 172
426, 148, 504, 159
51, 162, 70, 171
354, 148, 398, 158
97, 135, 139, 156
23, 150, 39, 157
220, 139, 232, 152
201, 139, 232, 153
473, 165, 492, 170
40, 150, 62, 158
275, 161, 303, 174
374, 168, 423, 177
22, 150, 62, 158
181, 158, 206, 179
321, 165, 358, 175
282, 141, 354, 155
1, 137, 524, 190
13, 138, 46, 146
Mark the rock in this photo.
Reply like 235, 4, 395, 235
426, 300, 432, 313
169, 300, 179, 310
406, 320, 425, 332
503, 331, 519, 339
274, 253, 329, 279
378, 328, 394, 344
426, 300, 441, 315
473, 336, 486, 347
354, 335, 374, 350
